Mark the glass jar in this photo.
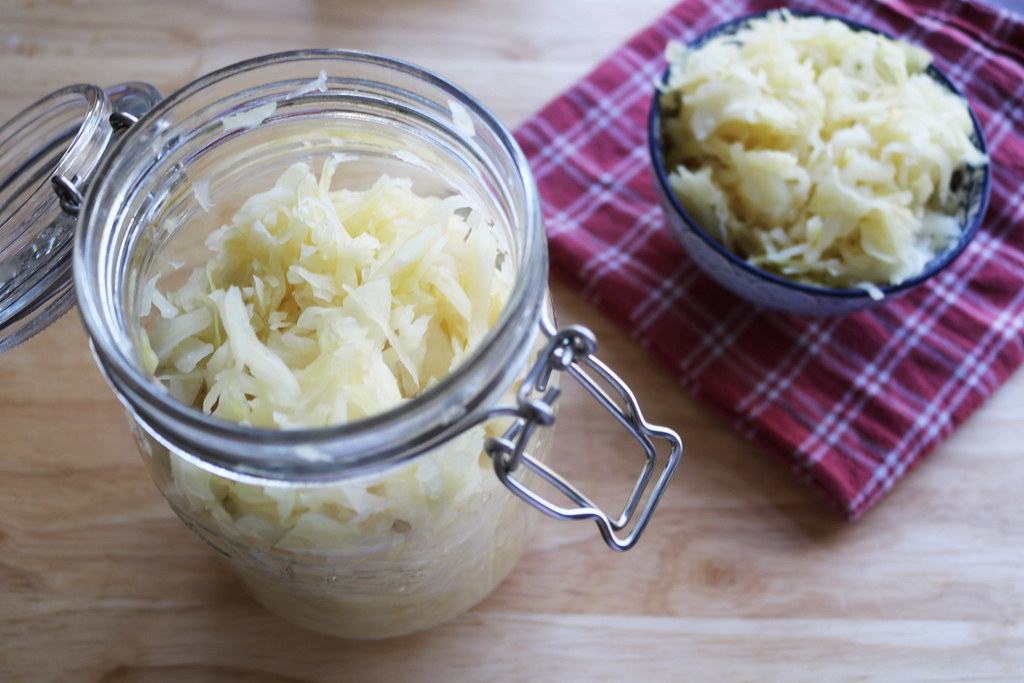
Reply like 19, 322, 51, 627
0, 50, 682, 639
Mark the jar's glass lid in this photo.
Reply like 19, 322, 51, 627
0, 82, 161, 352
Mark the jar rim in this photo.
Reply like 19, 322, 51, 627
76, 49, 548, 480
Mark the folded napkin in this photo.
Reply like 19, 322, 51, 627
514, 0, 1024, 519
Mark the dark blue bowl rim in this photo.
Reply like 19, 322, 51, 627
647, 9, 992, 302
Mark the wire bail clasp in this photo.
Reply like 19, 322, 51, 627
50, 174, 84, 216
485, 324, 682, 551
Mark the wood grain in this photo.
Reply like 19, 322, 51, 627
1, 1, 1023, 680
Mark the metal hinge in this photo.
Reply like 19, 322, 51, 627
484, 324, 682, 551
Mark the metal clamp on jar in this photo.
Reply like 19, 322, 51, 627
0, 50, 682, 639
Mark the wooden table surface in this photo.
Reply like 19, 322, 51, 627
2, 1, 1023, 680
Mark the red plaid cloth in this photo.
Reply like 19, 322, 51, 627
514, 0, 1024, 519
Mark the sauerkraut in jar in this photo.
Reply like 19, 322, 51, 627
67, 50, 679, 641
131, 154, 541, 638
133, 413, 545, 639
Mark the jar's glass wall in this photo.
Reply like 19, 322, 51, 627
76, 51, 553, 638
129, 404, 553, 638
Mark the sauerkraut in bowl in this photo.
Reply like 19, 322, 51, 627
649, 9, 990, 315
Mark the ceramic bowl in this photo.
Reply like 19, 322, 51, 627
647, 10, 991, 316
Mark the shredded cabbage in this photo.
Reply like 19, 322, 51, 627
290, 69, 329, 97
191, 177, 213, 212
221, 102, 278, 132
134, 158, 531, 638
143, 159, 513, 427
449, 99, 476, 139
659, 10, 987, 292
